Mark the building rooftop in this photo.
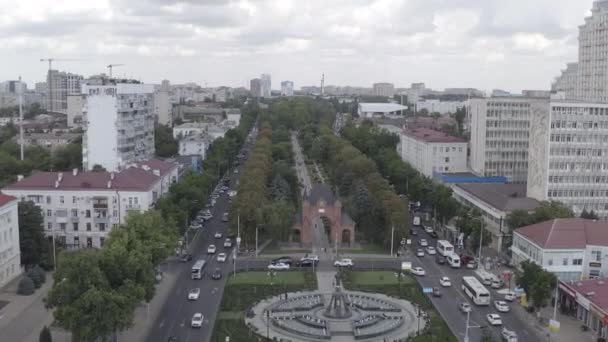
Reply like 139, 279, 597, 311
560, 278, 608, 312
131, 159, 179, 177
0, 192, 16, 207
516, 218, 608, 249
403, 127, 467, 143
359, 103, 408, 113
454, 183, 539, 212
306, 184, 337, 205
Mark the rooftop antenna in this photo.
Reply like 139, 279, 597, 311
107, 64, 124, 78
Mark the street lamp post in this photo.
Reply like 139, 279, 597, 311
477, 219, 484, 268
390, 224, 395, 257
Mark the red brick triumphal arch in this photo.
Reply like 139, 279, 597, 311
291, 184, 355, 247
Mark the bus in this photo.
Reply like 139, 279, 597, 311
446, 253, 461, 268
462, 276, 491, 305
436, 240, 454, 256
191, 259, 207, 279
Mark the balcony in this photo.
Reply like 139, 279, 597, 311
126, 204, 141, 210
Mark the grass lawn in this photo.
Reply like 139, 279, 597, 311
344, 243, 388, 254
229, 271, 307, 285
349, 271, 415, 286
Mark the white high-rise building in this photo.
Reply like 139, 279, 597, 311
281, 81, 294, 96
0, 193, 20, 288
82, 82, 155, 172
261, 73, 271, 98
154, 80, 172, 125
469, 97, 549, 183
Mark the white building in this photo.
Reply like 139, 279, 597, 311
358, 103, 408, 118
225, 108, 241, 127
469, 97, 549, 183
173, 122, 216, 139
179, 135, 213, 159
400, 127, 468, 178
415, 99, 466, 115
0, 193, 21, 288
372, 83, 395, 97
154, 80, 172, 126
261, 74, 271, 98
3, 160, 179, 249
281, 81, 294, 96
511, 218, 608, 281
82, 82, 155, 172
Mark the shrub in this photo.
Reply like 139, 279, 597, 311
39, 326, 52, 342
26, 269, 42, 288
17, 276, 35, 295
33, 265, 46, 284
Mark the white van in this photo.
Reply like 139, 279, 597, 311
446, 254, 461, 268
413, 216, 421, 226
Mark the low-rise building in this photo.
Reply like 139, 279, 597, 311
179, 134, 213, 159
558, 278, 608, 337
452, 183, 539, 251
511, 218, 608, 281
2, 159, 179, 249
415, 99, 466, 114
358, 103, 408, 118
0, 193, 21, 288
173, 122, 228, 140
15, 132, 80, 150
400, 128, 468, 178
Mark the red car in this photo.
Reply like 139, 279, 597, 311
460, 254, 474, 265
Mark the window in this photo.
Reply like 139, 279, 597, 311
85, 210, 91, 218
547, 259, 553, 266
445, 157, 450, 163
72, 196, 77, 204
46, 196, 51, 204
113, 210, 118, 217
46, 210, 52, 217
73, 222, 78, 231
74, 236, 79, 246
99, 223, 106, 232
100, 237, 105, 247
86, 237, 93, 248
47, 222, 52, 230
573, 258, 583, 265
563, 258, 568, 266
590, 270, 601, 278
60, 196, 64, 204
86, 223, 91, 231
71, 209, 78, 217
592, 250, 602, 262
60, 223, 66, 231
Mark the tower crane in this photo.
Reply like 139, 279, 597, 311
107, 64, 124, 78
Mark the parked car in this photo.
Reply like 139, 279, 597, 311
504, 292, 517, 302
272, 256, 294, 266
419, 239, 428, 247
296, 259, 316, 267
416, 248, 425, 257
429, 231, 438, 239
334, 258, 354, 267
501, 327, 518, 342
439, 277, 452, 287
179, 254, 193, 262
188, 288, 200, 300
410, 229, 418, 236
411, 267, 426, 276
224, 238, 232, 248
426, 246, 437, 255
459, 302, 471, 313
492, 279, 505, 289
214, 232, 222, 239
466, 260, 477, 269
191, 313, 204, 328
487, 313, 503, 326
222, 212, 229, 222
217, 253, 227, 262
494, 301, 510, 312
460, 254, 474, 265
211, 268, 222, 280
268, 262, 290, 270
435, 256, 446, 265
424, 225, 434, 234
207, 244, 216, 254
432, 287, 442, 297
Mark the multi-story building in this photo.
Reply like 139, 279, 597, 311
47, 70, 83, 114
400, 127, 468, 178
261, 74, 272, 98
415, 99, 466, 115
511, 218, 608, 281
225, 108, 241, 127
179, 134, 213, 159
575, 1, 608, 103
66, 94, 84, 128
372, 83, 395, 97
469, 97, 549, 183
3, 160, 179, 249
250, 78, 262, 97
81, 82, 155, 172
154, 80, 172, 126
281, 81, 294, 96
15, 132, 80, 150
0, 193, 21, 288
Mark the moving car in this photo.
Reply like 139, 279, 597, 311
424, 225, 434, 234
214, 232, 222, 239
429, 231, 438, 239
191, 313, 204, 328
411, 267, 426, 276
439, 277, 452, 287
272, 256, 294, 266
217, 253, 227, 262
419, 239, 428, 247
296, 259, 316, 267
410, 229, 418, 236
224, 238, 232, 248
492, 279, 505, 289
501, 327, 518, 342
268, 262, 290, 270
466, 260, 477, 269
179, 254, 193, 262
188, 288, 200, 300
207, 244, 217, 254
459, 302, 471, 313
432, 287, 442, 297
494, 301, 510, 312
211, 268, 222, 280
416, 248, 425, 257
426, 246, 437, 255
222, 212, 229, 222
486, 313, 503, 326
334, 258, 354, 267
504, 291, 517, 302
435, 256, 446, 265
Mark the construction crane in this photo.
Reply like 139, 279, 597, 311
107, 64, 124, 78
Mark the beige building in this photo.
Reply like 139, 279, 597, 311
0, 193, 21, 288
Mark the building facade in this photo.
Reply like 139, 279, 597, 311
281, 81, 294, 96
47, 70, 83, 114
372, 83, 395, 97
400, 128, 468, 178
17, 132, 80, 150
66, 94, 84, 128
416, 99, 466, 114
154, 80, 172, 126
82, 83, 155, 172
250, 78, 262, 97
179, 135, 212, 159
3, 161, 179, 249
261, 74, 272, 98
0, 193, 21, 288
470, 97, 549, 183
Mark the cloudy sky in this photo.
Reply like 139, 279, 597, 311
0, 0, 596, 92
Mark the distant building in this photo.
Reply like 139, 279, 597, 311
16, 132, 80, 150
281, 81, 294, 96
179, 134, 213, 159
400, 128, 468, 178
415, 99, 466, 114
261, 74, 272, 98
0, 193, 20, 288
250, 78, 262, 97
66, 94, 84, 128
47, 70, 83, 114
154, 80, 172, 126
3, 160, 179, 249
372, 83, 395, 97
358, 103, 408, 118
82, 82, 155, 172
174, 106, 225, 122
522, 90, 550, 98
469, 96, 549, 183
225, 108, 241, 127
172, 122, 227, 140
443, 88, 484, 97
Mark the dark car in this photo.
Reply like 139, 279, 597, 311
168, 336, 178, 342
435, 256, 446, 265
460, 254, 474, 265
272, 256, 293, 266
179, 254, 193, 262
432, 287, 442, 297
410, 229, 418, 236
429, 231, 438, 238
296, 259, 316, 268
211, 268, 222, 280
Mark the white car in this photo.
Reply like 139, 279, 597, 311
224, 239, 232, 248
426, 246, 437, 255
419, 239, 428, 247
334, 258, 354, 267
411, 267, 426, 276
207, 244, 217, 254
188, 288, 200, 300
439, 277, 452, 287
268, 262, 290, 270
494, 301, 510, 312
214, 232, 222, 239
504, 292, 517, 302
459, 302, 472, 313
501, 328, 518, 342
416, 248, 425, 257
486, 313, 503, 326
191, 313, 204, 328
217, 253, 227, 262
424, 226, 434, 233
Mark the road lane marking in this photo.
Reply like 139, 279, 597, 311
158, 319, 165, 328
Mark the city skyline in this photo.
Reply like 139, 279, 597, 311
0, 0, 597, 92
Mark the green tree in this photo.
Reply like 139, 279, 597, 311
91, 164, 106, 172
17, 276, 35, 295
39, 326, 52, 342
18, 201, 47, 267
52, 142, 82, 170
154, 124, 178, 158
517, 259, 557, 310
580, 209, 599, 220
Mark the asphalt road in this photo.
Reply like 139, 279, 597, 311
146, 135, 253, 342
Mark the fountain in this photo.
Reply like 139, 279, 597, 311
323, 274, 352, 319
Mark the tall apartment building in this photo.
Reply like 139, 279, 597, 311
154, 80, 172, 125
281, 81, 294, 96
469, 97, 549, 182
82, 82, 155, 172
0, 193, 20, 288
261, 74, 272, 98
372, 83, 395, 97
3, 160, 179, 249
250, 78, 262, 97
47, 70, 83, 114
400, 128, 468, 178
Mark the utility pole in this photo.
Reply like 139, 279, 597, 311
255, 225, 259, 258
18, 75, 24, 161
464, 310, 470, 342
390, 224, 395, 257
107, 64, 124, 78
478, 219, 484, 267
